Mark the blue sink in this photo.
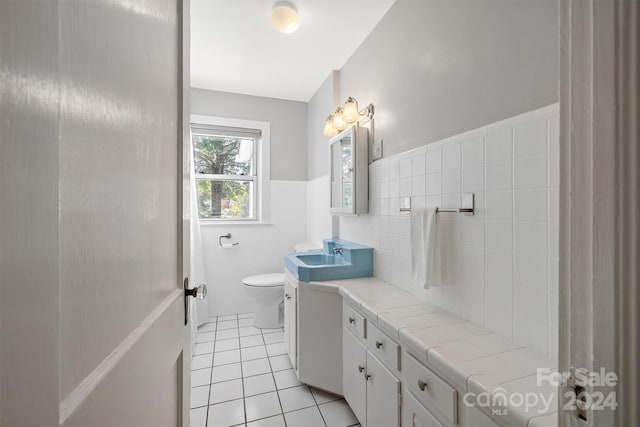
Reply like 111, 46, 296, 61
295, 253, 347, 266
285, 239, 373, 282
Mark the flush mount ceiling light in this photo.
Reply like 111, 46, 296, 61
323, 97, 374, 137
270, 1, 300, 34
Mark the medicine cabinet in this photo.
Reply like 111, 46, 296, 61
329, 124, 369, 215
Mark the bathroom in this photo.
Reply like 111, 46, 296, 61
189, 0, 559, 426
1, 1, 636, 427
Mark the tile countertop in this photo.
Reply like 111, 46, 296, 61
307, 276, 559, 427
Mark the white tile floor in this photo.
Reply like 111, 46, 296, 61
191, 313, 361, 427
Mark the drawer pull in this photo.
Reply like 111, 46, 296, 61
358, 365, 365, 373
375, 340, 383, 349
348, 317, 355, 324
418, 379, 428, 391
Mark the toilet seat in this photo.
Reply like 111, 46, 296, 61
242, 273, 284, 288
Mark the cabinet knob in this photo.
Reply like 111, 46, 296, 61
285, 293, 291, 300
365, 373, 372, 381
348, 317, 355, 324
358, 365, 365, 373
375, 340, 383, 349
418, 379, 427, 391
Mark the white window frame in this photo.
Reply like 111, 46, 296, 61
190, 114, 271, 224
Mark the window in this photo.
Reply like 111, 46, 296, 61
191, 124, 261, 220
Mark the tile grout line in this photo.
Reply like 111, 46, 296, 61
195, 315, 358, 427
232, 314, 245, 427
204, 316, 219, 427
262, 327, 289, 427
309, 386, 329, 427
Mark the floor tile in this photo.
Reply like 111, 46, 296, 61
210, 378, 244, 404
189, 406, 207, 427
218, 314, 238, 321
284, 406, 326, 427
244, 391, 282, 422
242, 358, 271, 377
239, 326, 262, 337
214, 349, 241, 366
217, 319, 239, 330
211, 362, 242, 383
277, 385, 316, 413
310, 387, 342, 405
265, 342, 287, 357
194, 342, 214, 356
197, 322, 217, 332
268, 354, 292, 372
217, 328, 240, 340
196, 331, 216, 343
242, 345, 268, 361
246, 414, 285, 427
191, 368, 212, 387
319, 399, 359, 427
239, 318, 256, 327
190, 385, 210, 409
215, 338, 240, 352
208, 398, 245, 427
273, 369, 301, 390
241, 335, 264, 348
263, 331, 284, 344
243, 373, 276, 397
192, 354, 213, 370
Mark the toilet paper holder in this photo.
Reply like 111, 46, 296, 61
219, 233, 240, 247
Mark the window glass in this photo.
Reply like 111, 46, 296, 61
192, 128, 258, 220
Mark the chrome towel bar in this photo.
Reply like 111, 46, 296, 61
398, 193, 475, 216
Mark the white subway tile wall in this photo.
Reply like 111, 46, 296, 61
338, 104, 559, 360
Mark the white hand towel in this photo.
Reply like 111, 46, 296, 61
410, 207, 441, 288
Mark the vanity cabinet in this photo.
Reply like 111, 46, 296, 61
343, 303, 401, 427
284, 271, 343, 395
283, 276, 297, 371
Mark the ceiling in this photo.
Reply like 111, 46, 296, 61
190, 0, 396, 102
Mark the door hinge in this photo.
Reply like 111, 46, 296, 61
566, 366, 588, 423
398, 391, 403, 408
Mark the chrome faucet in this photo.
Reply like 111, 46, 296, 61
333, 246, 344, 255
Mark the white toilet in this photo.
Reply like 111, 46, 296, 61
242, 242, 321, 329
242, 273, 285, 329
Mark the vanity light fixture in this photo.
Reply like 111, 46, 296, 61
270, 1, 300, 34
332, 107, 347, 132
322, 96, 374, 136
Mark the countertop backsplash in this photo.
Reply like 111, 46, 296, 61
338, 103, 559, 361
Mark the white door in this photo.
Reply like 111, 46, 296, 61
366, 352, 401, 427
0, 1, 192, 426
343, 329, 367, 425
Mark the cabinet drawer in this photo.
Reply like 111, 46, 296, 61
404, 353, 457, 425
366, 322, 400, 374
343, 302, 366, 340
403, 389, 444, 427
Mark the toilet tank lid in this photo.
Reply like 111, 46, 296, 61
243, 273, 285, 287
294, 242, 322, 253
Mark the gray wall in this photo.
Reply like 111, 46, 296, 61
307, 71, 338, 180
309, 0, 559, 178
192, 88, 308, 181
